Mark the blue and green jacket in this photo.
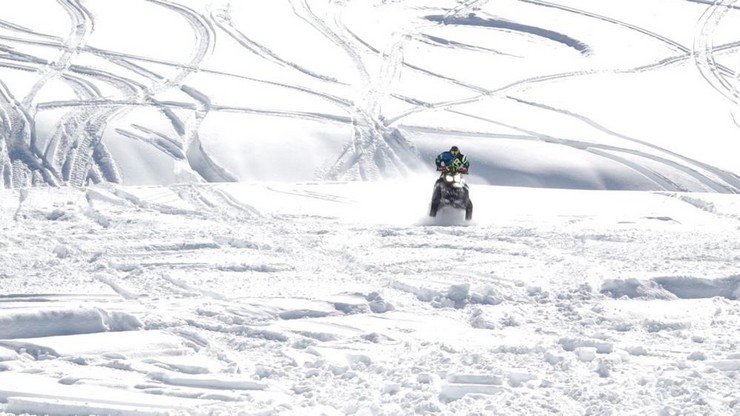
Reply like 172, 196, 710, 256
435, 151, 469, 171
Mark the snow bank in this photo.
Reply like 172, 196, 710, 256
1, 330, 185, 358
6, 397, 169, 416
0, 373, 210, 412
601, 275, 740, 300
0, 308, 142, 339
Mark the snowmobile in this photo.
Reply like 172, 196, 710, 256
429, 166, 473, 221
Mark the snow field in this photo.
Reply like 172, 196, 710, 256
1, 182, 739, 415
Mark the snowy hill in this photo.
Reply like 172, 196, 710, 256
1, 1, 740, 415
1, 0, 739, 190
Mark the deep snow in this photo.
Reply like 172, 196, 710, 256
1, 182, 740, 415
1, 0, 739, 190
1, 0, 740, 415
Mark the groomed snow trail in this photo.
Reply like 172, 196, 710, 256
1, 182, 739, 415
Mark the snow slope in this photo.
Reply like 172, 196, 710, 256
1, 182, 740, 415
0, 0, 739, 190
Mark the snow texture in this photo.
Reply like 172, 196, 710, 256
1, 0, 740, 415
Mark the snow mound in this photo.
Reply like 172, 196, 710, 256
601, 276, 740, 300
0, 308, 142, 339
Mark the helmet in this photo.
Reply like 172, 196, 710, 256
450, 146, 459, 155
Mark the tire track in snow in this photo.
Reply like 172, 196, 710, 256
687, 0, 740, 9
385, 0, 737, 127
21, 0, 92, 108
0, 79, 59, 187
520, 0, 688, 54
87, 43, 355, 106
178, 85, 238, 183
507, 97, 740, 192
211, 0, 340, 83
288, 0, 385, 180
319, 0, 492, 180
377, 1, 740, 192
693, 0, 740, 109
0, 1, 129, 186
51, 65, 144, 185
83, 3, 202, 183
66, 0, 218, 185
1, 11, 349, 183
9, 0, 93, 186
0, 83, 14, 188
288, 0, 421, 180
8, 0, 219, 186
144, 0, 214, 94
0, 18, 63, 42
444, 107, 724, 192
521, 0, 738, 84
425, 13, 590, 55
173, 184, 262, 219
289, 0, 369, 82
102, 0, 244, 184
384, 39, 740, 127
106, 59, 229, 183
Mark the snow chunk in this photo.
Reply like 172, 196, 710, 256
596, 359, 611, 378
626, 346, 649, 356
575, 347, 598, 362
600, 279, 674, 299
446, 374, 503, 385
392, 278, 502, 309
653, 275, 740, 300
558, 337, 614, 354
53, 245, 72, 259
2, 330, 185, 358
6, 396, 169, 416
438, 384, 504, 403
0, 346, 19, 361
602, 275, 740, 301
0, 373, 210, 411
707, 360, 740, 372
46, 208, 78, 221
0, 308, 141, 339
148, 372, 268, 391
642, 319, 690, 333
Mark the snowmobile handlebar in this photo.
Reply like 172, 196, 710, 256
437, 166, 468, 174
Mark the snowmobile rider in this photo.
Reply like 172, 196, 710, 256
435, 146, 469, 174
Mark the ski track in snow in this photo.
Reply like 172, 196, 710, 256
1, 183, 740, 415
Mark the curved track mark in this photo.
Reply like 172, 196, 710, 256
445, 108, 734, 192
145, 0, 214, 94
288, 0, 369, 82
0, 19, 62, 42
426, 14, 590, 54
520, 0, 688, 54
693, 0, 740, 107
508, 97, 740, 192
211, 2, 339, 83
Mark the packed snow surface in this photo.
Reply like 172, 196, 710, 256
1, 182, 740, 415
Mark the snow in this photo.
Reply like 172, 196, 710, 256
1, 182, 739, 415
1, 0, 740, 415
